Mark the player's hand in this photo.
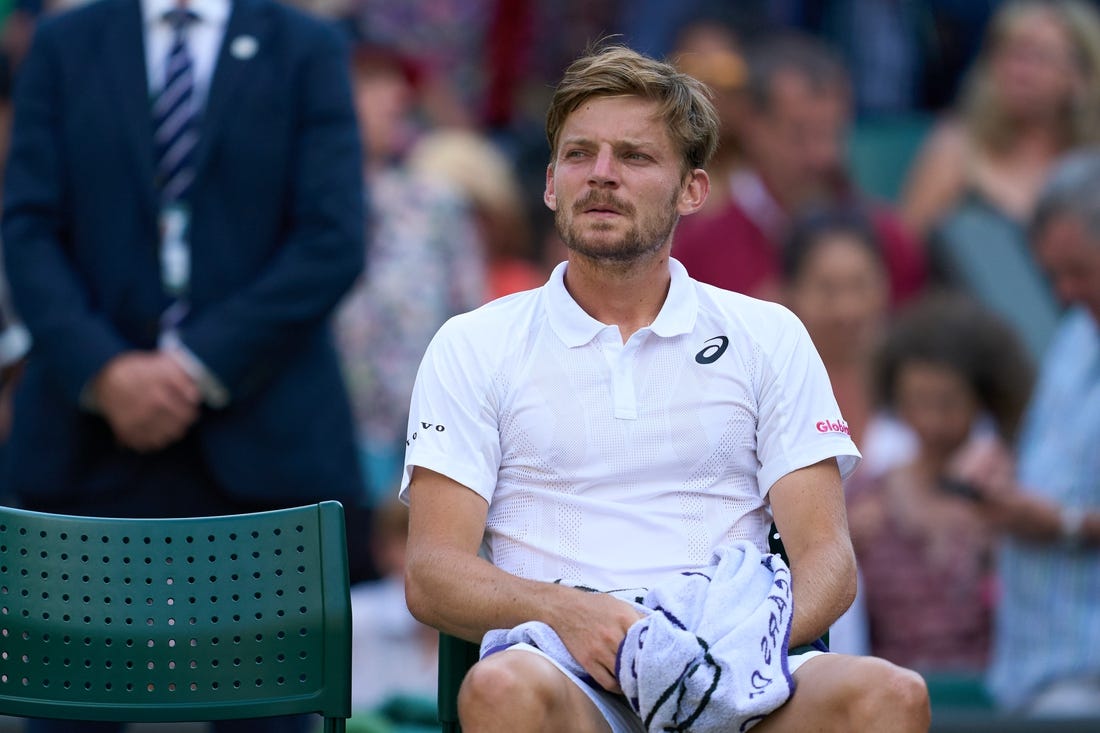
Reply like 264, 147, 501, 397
551, 591, 646, 694
92, 351, 201, 452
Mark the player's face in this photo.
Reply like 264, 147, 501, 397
545, 95, 707, 264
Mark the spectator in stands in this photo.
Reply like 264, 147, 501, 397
348, 0, 493, 127
900, 0, 1100, 360
783, 205, 930, 481
848, 293, 1032, 679
782, 205, 897, 659
783, 207, 889, 451
334, 46, 485, 504
672, 30, 925, 307
407, 129, 545, 300
670, 17, 750, 217
816, 0, 925, 116
961, 149, 1100, 717
901, 0, 1100, 239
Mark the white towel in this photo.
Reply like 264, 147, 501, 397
618, 542, 795, 732
480, 541, 795, 732
481, 616, 597, 685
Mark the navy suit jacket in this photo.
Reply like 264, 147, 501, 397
1, 0, 366, 504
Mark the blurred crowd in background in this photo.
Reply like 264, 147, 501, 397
0, 0, 1098, 731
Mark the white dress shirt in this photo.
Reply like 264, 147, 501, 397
142, 0, 230, 111
142, 0, 233, 408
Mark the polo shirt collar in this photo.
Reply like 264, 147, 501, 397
546, 257, 698, 347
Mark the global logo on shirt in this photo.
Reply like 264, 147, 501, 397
815, 418, 850, 436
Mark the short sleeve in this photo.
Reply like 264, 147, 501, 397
754, 307, 861, 495
398, 317, 503, 504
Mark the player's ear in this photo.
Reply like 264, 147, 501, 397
544, 164, 557, 211
677, 169, 709, 216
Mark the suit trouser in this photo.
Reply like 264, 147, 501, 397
16, 429, 283, 520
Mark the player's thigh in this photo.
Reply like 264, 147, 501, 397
752, 653, 929, 733
459, 649, 613, 733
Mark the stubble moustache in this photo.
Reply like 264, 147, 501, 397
557, 189, 680, 264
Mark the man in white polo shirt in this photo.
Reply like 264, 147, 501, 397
402, 45, 930, 733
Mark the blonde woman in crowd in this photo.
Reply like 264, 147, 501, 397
900, 0, 1100, 360
902, 0, 1100, 239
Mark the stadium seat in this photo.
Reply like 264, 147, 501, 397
0, 501, 353, 733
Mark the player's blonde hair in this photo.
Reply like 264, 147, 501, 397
545, 44, 720, 174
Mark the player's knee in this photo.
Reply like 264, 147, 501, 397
458, 654, 528, 714
457, 652, 562, 727
850, 659, 930, 731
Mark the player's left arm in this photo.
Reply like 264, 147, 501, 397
768, 457, 857, 646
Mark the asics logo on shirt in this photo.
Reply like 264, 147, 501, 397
695, 336, 729, 364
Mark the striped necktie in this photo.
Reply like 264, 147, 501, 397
152, 6, 199, 203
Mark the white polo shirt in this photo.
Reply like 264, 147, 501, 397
401, 258, 860, 591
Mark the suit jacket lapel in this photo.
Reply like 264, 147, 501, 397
192, 0, 271, 179
103, 0, 159, 213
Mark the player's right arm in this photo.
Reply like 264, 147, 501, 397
404, 465, 643, 693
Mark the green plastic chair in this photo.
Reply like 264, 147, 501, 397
437, 631, 480, 733
437, 524, 810, 732
0, 501, 352, 732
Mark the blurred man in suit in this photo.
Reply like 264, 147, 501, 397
1, 0, 365, 729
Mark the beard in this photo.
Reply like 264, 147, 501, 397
556, 188, 680, 264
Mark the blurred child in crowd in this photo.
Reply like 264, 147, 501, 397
848, 293, 1033, 676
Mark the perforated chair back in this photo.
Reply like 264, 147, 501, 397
0, 501, 352, 732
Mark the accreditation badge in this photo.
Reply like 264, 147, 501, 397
159, 203, 191, 298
